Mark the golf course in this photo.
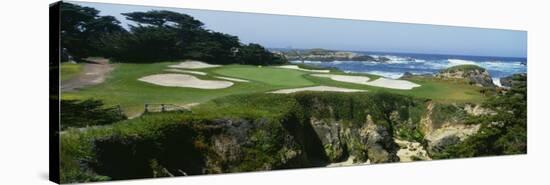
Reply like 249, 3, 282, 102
54, 2, 526, 183
61, 60, 486, 117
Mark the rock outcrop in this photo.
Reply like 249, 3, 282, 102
281, 48, 389, 62
423, 123, 480, 154
463, 103, 495, 116
310, 118, 347, 162
394, 139, 430, 162
64, 92, 494, 183
310, 115, 399, 164
419, 101, 487, 155
360, 121, 400, 163
500, 73, 526, 88
436, 65, 495, 87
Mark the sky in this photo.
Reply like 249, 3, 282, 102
72, 1, 527, 58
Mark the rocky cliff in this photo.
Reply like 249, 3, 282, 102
436, 65, 495, 87
61, 92, 490, 183
418, 101, 493, 155
500, 73, 526, 88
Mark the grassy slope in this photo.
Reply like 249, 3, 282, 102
208, 65, 314, 87
60, 63, 83, 81
61, 62, 485, 116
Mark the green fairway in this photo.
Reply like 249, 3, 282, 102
61, 63, 317, 116
209, 65, 314, 87
304, 75, 486, 103
61, 62, 486, 117
60, 63, 83, 81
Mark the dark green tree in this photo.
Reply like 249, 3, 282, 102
237, 43, 286, 65
114, 10, 235, 63
60, 3, 286, 65
60, 3, 126, 61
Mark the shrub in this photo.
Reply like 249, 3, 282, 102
60, 99, 126, 130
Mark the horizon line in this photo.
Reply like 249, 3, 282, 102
268, 47, 527, 59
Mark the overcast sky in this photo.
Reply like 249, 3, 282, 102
72, 1, 527, 58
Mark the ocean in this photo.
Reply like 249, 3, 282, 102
289, 51, 527, 86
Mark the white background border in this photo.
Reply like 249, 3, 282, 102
0, 0, 548, 184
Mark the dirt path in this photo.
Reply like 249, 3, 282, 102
61, 57, 113, 92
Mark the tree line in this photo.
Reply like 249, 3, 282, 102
60, 2, 286, 65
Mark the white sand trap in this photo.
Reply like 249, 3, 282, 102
311, 74, 420, 90
365, 78, 421, 90
164, 69, 207, 75
138, 74, 233, 89
275, 65, 330, 73
214, 76, 250, 82
311, 74, 370, 84
168, 60, 220, 69
270, 86, 366, 94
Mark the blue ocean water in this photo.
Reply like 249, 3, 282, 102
290, 51, 527, 86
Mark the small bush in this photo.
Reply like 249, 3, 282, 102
441, 64, 485, 73
61, 99, 126, 130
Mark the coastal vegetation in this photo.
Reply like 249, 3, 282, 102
60, 2, 284, 65
440, 64, 486, 73
60, 92, 425, 182
432, 74, 527, 158
56, 2, 527, 184
60, 99, 126, 130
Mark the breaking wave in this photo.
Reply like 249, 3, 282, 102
290, 54, 526, 79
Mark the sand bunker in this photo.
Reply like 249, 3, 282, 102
168, 60, 221, 69
164, 69, 207, 75
138, 74, 233, 89
311, 74, 370, 84
311, 74, 420, 90
214, 76, 250, 82
365, 78, 420, 90
270, 86, 365, 94
275, 65, 330, 73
